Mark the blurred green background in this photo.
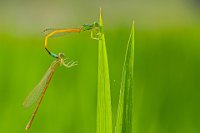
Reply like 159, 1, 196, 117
0, 0, 200, 133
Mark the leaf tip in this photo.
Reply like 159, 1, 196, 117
99, 8, 104, 25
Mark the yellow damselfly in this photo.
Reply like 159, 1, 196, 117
23, 53, 77, 130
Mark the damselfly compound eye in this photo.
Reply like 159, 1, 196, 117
93, 22, 99, 27
58, 53, 65, 59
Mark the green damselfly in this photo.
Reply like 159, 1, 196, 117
43, 22, 101, 58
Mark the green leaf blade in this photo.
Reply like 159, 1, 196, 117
97, 8, 113, 133
115, 21, 134, 133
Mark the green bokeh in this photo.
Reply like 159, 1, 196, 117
0, 0, 200, 133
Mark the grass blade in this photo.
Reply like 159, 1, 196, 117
115, 21, 134, 133
97, 8, 113, 133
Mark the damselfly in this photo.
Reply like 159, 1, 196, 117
44, 22, 101, 58
23, 53, 77, 130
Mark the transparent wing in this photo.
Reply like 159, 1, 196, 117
23, 60, 60, 108
42, 28, 75, 38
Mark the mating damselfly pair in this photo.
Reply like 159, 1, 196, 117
23, 22, 101, 130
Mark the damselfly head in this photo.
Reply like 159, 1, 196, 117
93, 22, 99, 28
58, 53, 65, 59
